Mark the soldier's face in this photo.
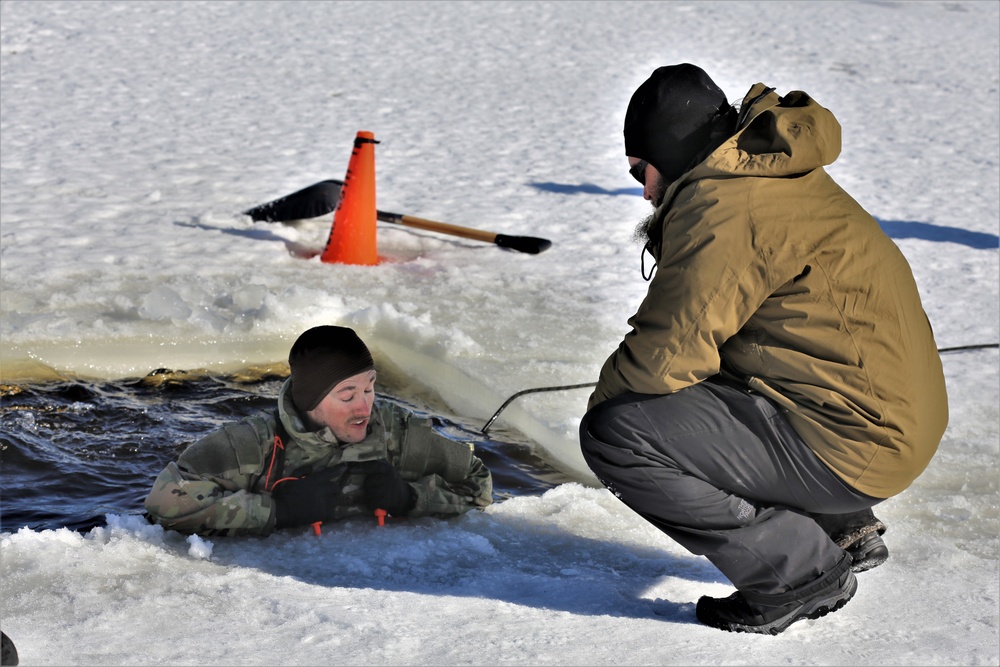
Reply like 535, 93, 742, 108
307, 370, 377, 443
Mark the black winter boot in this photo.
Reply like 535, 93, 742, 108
845, 531, 889, 572
695, 554, 857, 635
810, 508, 889, 572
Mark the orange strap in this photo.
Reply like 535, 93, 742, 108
264, 434, 286, 491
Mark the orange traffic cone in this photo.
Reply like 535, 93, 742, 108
320, 131, 380, 265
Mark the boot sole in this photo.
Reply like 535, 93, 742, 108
700, 571, 858, 636
851, 548, 889, 572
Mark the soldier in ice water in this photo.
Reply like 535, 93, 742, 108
145, 326, 493, 535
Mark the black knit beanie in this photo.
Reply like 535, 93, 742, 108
288, 326, 375, 412
624, 64, 736, 184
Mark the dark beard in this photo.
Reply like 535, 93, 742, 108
632, 180, 668, 248
633, 212, 658, 247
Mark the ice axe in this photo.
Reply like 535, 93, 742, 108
243, 180, 552, 255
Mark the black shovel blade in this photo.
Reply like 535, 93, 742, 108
242, 180, 344, 222
494, 234, 552, 254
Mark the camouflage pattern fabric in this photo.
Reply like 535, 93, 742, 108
144, 380, 493, 536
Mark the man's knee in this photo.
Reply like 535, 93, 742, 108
579, 397, 634, 462
579, 403, 608, 469
579, 394, 671, 482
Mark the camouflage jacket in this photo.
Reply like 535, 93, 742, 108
144, 379, 493, 536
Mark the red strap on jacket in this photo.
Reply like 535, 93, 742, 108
264, 434, 286, 491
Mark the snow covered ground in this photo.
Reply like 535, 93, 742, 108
1, 1, 997, 664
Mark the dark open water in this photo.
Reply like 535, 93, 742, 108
0, 369, 571, 533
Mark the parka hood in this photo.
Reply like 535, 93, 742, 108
707, 83, 842, 178
644, 84, 844, 250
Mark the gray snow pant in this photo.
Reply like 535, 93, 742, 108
579, 378, 881, 596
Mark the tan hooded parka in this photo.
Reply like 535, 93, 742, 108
591, 83, 948, 499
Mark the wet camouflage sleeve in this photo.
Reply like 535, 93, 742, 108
408, 454, 493, 518
386, 404, 494, 517
143, 415, 276, 536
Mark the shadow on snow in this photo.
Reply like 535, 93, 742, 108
176, 509, 722, 625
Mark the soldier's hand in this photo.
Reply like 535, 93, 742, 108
272, 463, 349, 529
352, 460, 416, 517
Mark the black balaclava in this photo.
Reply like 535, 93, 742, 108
624, 64, 736, 184
288, 326, 375, 412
